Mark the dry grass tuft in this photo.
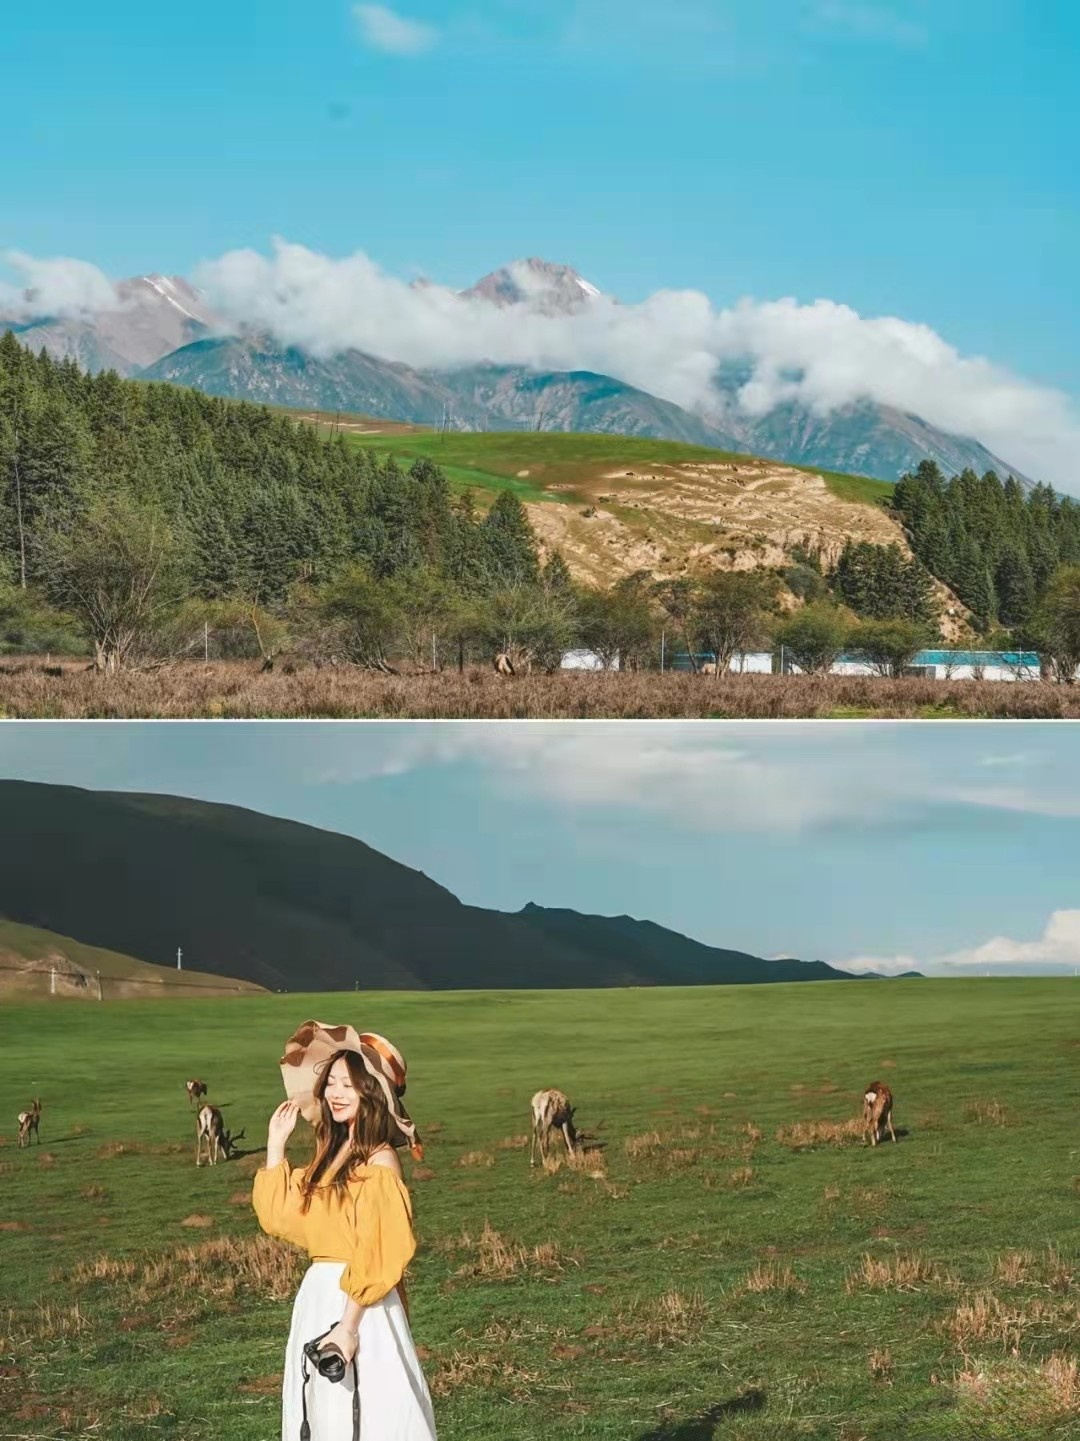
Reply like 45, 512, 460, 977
452, 1221, 575, 1282
411, 1166, 437, 1182
743, 1264, 806, 1296
81, 1184, 109, 1202
180, 1214, 215, 1228
954, 1353, 1079, 1425
427, 1347, 543, 1401
851, 1184, 891, 1214
496, 1135, 529, 1151
1042, 1248, 1075, 1292
963, 1099, 1012, 1127
776, 1117, 864, 1150
943, 1291, 1079, 1352
71, 1234, 303, 1305
741, 1122, 764, 1144
624, 1131, 665, 1160
565, 1148, 607, 1177
455, 1151, 495, 1169
868, 1349, 893, 1384
728, 1166, 756, 1189
614, 1290, 709, 1347
96, 1140, 146, 1159
995, 1250, 1033, 1286
845, 1253, 941, 1293
3, 1301, 92, 1345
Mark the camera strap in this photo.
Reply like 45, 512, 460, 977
299, 1331, 361, 1441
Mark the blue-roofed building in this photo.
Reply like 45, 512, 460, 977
825, 650, 1041, 681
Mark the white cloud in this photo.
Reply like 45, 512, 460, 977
842, 911, 1080, 977
190, 239, 1080, 488
0, 251, 117, 321
301, 722, 1080, 839
303, 722, 914, 833
353, 4, 438, 54
837, 954, 923, 976
940, 909, 1080, 970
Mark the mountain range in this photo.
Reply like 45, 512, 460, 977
0, 781, 920, 991
2, 258, 1026, 484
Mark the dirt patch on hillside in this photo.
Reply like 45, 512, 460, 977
525, 459, 963, 636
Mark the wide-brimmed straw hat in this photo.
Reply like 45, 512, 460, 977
280, 1020, 423, 1160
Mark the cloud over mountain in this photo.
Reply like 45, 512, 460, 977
4, 239, 1078, 488
0, 251, 117, 321
191, 240, 1080, 487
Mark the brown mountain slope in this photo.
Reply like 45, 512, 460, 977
519, 454, 965, 635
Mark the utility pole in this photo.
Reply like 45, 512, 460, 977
177, 947, 183, 971
660, 630, 665, 673
95, 970, 103, 1002
204, 622, 209, 663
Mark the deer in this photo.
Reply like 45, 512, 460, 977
195, 1104, 244, 1166
862, 1082, 897, 1146
530, 1088, 578, 1167
17, 1099, 42, 1148
185, 1079, 208, 1108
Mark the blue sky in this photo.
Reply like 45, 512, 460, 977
3, 721, 1080, 977
2, 0, 1074, 384
2, 1, 1078, 484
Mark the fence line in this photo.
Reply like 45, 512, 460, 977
0, 958, 260, 995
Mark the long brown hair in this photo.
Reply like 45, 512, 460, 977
300, 1049, 396, 1211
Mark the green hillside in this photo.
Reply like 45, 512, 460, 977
1, 980, 1074, 1440
298, 416, 896, 509
0, 781, 866, 993
0, 918, 263, 998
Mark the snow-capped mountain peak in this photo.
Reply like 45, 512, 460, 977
462, 257, 608, 315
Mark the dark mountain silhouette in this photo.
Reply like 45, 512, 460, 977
0, 782, 918, 990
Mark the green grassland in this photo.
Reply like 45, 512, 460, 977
297, 414, 895, 511
1, 981, 1076, 1440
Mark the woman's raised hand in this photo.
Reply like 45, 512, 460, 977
267, 1099, 300, 1158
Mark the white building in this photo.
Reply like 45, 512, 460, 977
669, 652, 773, 674
560, 649, 620, 671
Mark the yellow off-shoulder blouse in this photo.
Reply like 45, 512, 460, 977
252, 1158, 417, 1307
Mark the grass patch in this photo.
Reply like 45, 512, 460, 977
0, 980, 1075, 1439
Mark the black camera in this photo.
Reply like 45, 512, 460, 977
302, 1335, 347, 1384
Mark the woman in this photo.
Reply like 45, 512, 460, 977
253, 1024, 437, 1441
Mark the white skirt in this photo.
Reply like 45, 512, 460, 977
281, 1262, 437, 1441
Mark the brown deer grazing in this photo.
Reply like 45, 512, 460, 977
493, 652, 514, 677
185, 1079, 208, 1108
17, 1099, 42, 1148
863, 1082, 897, 1146
195, 1104, 244, 1166
530, 1088, 577, 1167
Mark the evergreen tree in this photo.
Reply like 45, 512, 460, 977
477, 491, 540, 587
